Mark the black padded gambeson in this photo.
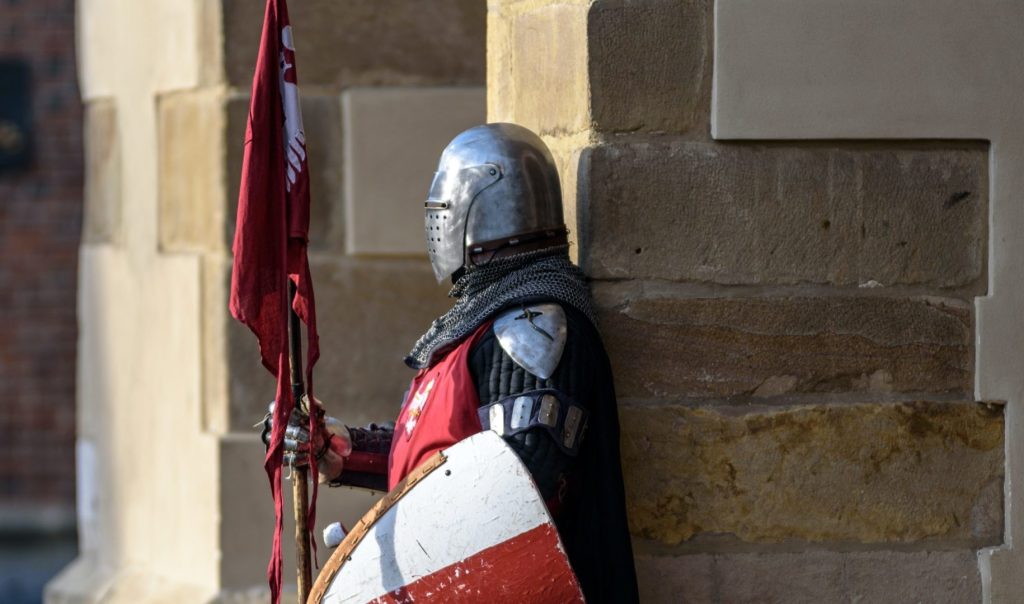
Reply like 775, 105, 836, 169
468, 304, 600, 504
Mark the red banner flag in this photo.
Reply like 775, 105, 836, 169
228, 0, 320, 602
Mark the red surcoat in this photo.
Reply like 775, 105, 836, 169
387, 322, 493, 489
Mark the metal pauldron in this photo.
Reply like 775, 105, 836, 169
477, 389, 588, 457
493, 302, 567, 380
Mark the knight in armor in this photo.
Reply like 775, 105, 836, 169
265, 123, 640, 602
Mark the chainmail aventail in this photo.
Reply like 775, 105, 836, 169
406, 248, 596, 369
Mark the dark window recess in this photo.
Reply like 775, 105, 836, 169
0, 59, 33, 172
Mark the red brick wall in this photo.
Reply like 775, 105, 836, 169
0, 0, 81, 522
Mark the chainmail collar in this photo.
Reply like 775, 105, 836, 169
405, 246, 596, 369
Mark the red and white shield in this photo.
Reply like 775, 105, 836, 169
309, 431, 584, 603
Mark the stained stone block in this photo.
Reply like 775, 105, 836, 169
490, 0, 709, 135
486, 6, 514, 122
302, 95, 344, 250
508, 4, 590, 136
201, 256, 231, 435
634, 553, 715, 603
548, 144, 585, 261
580, 142, 987, 289
223, 0, 485, 87
224, 95, 248, 247
621, 401, 1004, 545
596, 290, 972, 399
83, 99, 120, 245
342, 87, 485, 256
710, 0, 1010, 140
589, 0, 710, 135
226, 257, 452, 432
77, 0, 203, 99
157, 90, 226, 252
635, 550, 982, 603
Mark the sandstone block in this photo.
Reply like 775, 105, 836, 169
225, 258, 452, 431
77, 0, 203, 99
621, 401, 1003, 545
223, 0, 485, 87
158, 90, 225, 252
509, 4, 590, 135
581, 142, 987, 288
596, 291, 971, 399
343, 87, 486, 256
486, 6, 514, 122
589, 0, 710, 134
548, 144, 585, 261
633, 553, 714, 603
636, 550, 982, 603
225, 96, 247, 246
200, 255, 232, 435
226, 93, 343, 251
83, 99, 120, 245
303, 95, 344, 250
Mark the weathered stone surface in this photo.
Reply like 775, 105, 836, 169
302, 95, 345, 251
225, 257, 451, 431
634, 553, 714, 602
490, 0, 710, 135
83, 99, 120, 245
157, 90, 225, 252
223, 0, 486, 87
486, 3, 514, 122
509, 4, 590, 136
225, 96, 247, 247
343, 87, 486, 256
487, 0, 591, 123
581, 142, 987, 288
635, 550, 982, 603
596, 291, 971, 399
77, 0, 203, 99
621, 401, 1003, 545
589, 0, 710, 134
548, 143, 585, 261
226, 93, 343, 251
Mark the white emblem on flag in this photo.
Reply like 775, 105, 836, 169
404, 378, 436, 437
279, 25, 306, 193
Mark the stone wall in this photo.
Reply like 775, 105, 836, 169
0, 0, 81, 533
489, 0, 1005, 601
48, 1, 486, 601
51, 0, 1024, 601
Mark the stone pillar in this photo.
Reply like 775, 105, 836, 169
490, 1, 1006, 601
48, 1, 485, 601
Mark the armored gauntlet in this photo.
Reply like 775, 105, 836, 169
260, 397, 351, 484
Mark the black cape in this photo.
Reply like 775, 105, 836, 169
466, 301, 640, 602
553, 306, 640, 603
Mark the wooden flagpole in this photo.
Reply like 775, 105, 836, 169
287, 279, 313, 603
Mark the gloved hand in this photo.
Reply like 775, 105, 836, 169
259, 395, 352, 483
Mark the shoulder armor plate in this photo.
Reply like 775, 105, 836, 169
493, 303, 567, 380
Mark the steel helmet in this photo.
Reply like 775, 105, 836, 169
424, 123, 567, 282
